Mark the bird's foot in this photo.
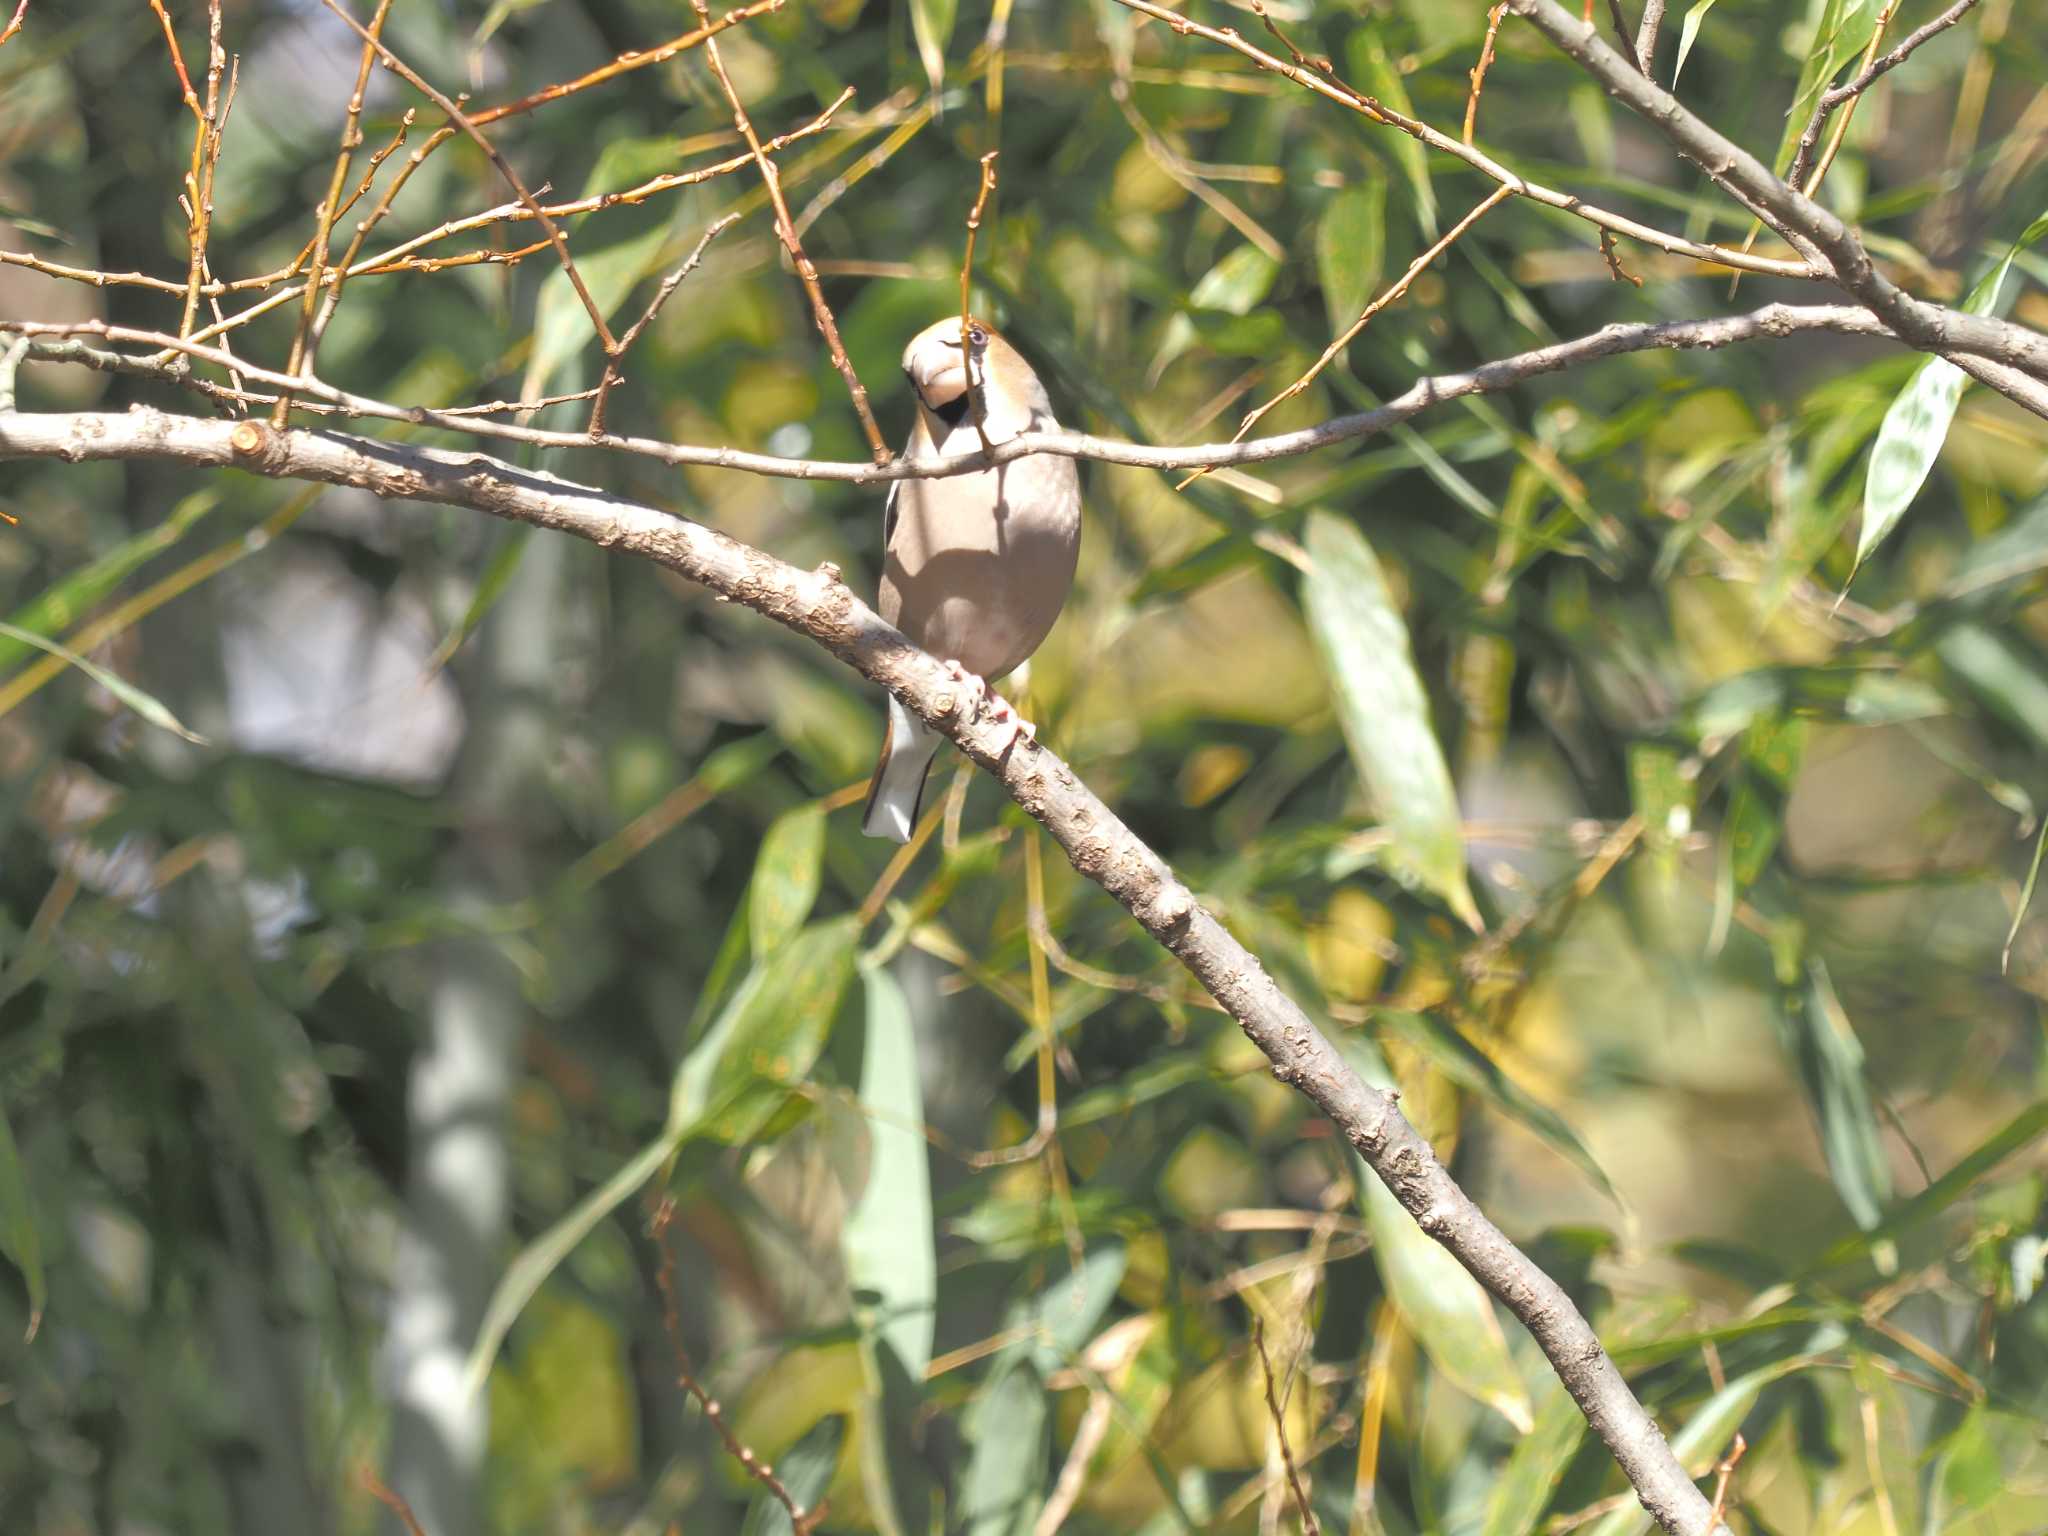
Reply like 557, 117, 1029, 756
941, 659, 1037, 752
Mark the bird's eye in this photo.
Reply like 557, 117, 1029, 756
967, 324, 987, 346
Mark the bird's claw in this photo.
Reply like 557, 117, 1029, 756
940, 659, 1037, 753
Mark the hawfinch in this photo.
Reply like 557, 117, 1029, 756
860, 318, 1082, 842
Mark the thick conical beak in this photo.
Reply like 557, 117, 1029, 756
908, 343, 973, 422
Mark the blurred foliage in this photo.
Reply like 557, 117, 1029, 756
2, 0, 2048, 1533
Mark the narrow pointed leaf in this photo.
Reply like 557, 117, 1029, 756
1316, 177, 1386, 338
1301, 512, 1478, 927
1672, 0, 1720, 85
844, 966, 936, 1381
740, 1416, 844, 1536
1335, 1035, 1532, 1432
1479, 1379, 1587, 1536
1788, 961, 1892, 1231
909, 0, 958, 97
0, 621, 207, 743
750, 802, 827, 957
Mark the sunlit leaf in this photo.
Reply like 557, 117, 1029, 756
1335, 1035, 1532, 1433
0, 491, 215, 673
959, 1364, 1047, 1536
1151, 246, 1281, 379
0, 620, 207, 743
844, 966, 936, 1380
468, 919, 857, 1393
749, 802, 827, 957
1858, 211, 2048, 572
909, 0, 958, 98
1672, 0, 1720, 86
1478, 1379, 1586, 1536
1317, 177, 1386, 337
1301, 512, 1479, 928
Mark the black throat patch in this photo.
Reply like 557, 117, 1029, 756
929, 394, 972, 430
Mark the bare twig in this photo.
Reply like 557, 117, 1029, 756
1707, 1433, 1747, 1525
277, 0, 394, 425
174, 0, 227, 342
15, 303, 2046, 486
1107, 0, 1821, 280
591, 213, 740, 433
1253, 1316, 1321, 1536
1505, 0, 2048, 385
690, 0, 889, 462
960, 151, 999, 452
649, 1199, 821, 1534
1788, 0, 1981, 189
468, 0, 785, 127
360, 1465, 430, 1536
0, 0, 28, 49
315, 0, 620, 405
1600, 228, 1643, 286
1636, 0, 1667, 74
1186, 182, 1514, 488
1464, 3, 1510, 144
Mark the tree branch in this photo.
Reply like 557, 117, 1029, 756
0, 401, 1730, 1535
1505, 0, 2048, 384
20, 302, 2028, 495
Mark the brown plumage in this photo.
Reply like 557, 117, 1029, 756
861, 318, 1083, 842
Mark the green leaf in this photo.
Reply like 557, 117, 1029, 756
1335, 1035, 1532, 1433
524, 138, 682, 399
1788, 961, 1893, 1231
0, 491, 216, 673
844, 966, 936, 1381
749, 803, 827, 958
466, 918, 857, 1395
909, 0, 958, 97
1478, 1379, 1586, 1536
1376, 1010, 1619, 1206
959, 1364, 1048, 1536
740, 1416, 844, 1536
1775, 0, 1881, 177
1301, 512, 1479, 928
1936, 624, 2048, 752
1316, 177, 1386, 337
0, 1102, 44, 1340
2004, 819, 2046, 975
1671, 0, 1720, 86
1351, 31, 1435, 237
1814, 1099, 2048, 1269
0, 620, 207, 743
1150, 246, 1282, 379
1583, 1346, 1826, 1536
1857, 212, 2048, 573
428, 525, 533, 673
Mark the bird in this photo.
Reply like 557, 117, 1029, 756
861, 317, 1082, 842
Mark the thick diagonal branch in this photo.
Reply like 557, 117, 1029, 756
0, 403, 1729, 1536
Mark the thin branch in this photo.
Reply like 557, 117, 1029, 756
591, 214, 740, 432
0, 400, 1734, 1536
277, 0, 393, 425
1786, 0, 1981, 190
690, 0, 890, 463
315, 0, 620, 395
649, 1199, 821, 1534
15, 303, 2045, 488
1503, 0, 2048, 384
1464, 3, 1510, 145
1253, 1318, 1321, 1536
1106, 0, 1822, 281
1192, 183, 1514, 487
0, 0, 28, 50
960, 150, 999, 453
466, 0, 785, 127
1637, 0, 1666, 74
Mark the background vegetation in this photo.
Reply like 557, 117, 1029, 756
1, 0, 2046, 1532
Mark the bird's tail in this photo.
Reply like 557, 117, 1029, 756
861, 693, 942, 843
